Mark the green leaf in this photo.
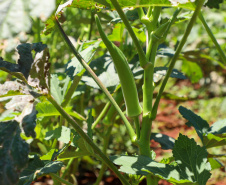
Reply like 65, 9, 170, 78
19, 155, 63, 185
66, 41, 100, 79
204, 0, 223, 9
173, 134, 211, 185
0, 120, 29, 185
50, 74, 64, 104
0, 81, 30, 98
154, 67, 187, 82
110, 155, 191, 183
58, 150, 89, 160
179, 106, 209, 142
36, 101, 85, 120
82, 54, 120, 90
45, 126, 71, 144
0, 0, 31, 39
207, 119, 226, 135
203, 133, 226, 148
208, 158, 224, 170
150, 133, 175, 150
181, 60, 203, 83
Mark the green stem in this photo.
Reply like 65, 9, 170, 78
149, 7, 161, 33
47, 95, 130, 185
133, 116, 140, 139
110, 0, 147, 68
88, 11, 95, 40
61, 158, 74, 179
50, 173, 74, 185
151, 0, 207, 120
62, 76, 82, 107
92, 101, 111, 129
54, 18, 136, 143
198, 12, 226, 64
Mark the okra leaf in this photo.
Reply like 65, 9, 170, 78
181, 60, 203, 83
0, 120, 29, 185
204, 0, 223, 9
66, 41, 100, 79
208, 158, 224, 170
0, 0, 31, 39
58, 150, 89, 160
110, 154, 194, 184
50, 74, 64, 104
18, 155, 63, 185
17, 102, 37, 138
154, 67, 187, 83
82, 54, 120, 90
0, 43, 51, 93
173, 134, 211, 185
45, 126, 71, 144
202, 119, 226, 148
150, 133, 175, 150
36, 101, 85, 120
179, 106, 210, 142
207, 119, 226, 135
0, 81, 31, 98
203, 133, 226, 148
111, 135, 211, 184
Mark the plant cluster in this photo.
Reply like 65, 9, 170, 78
0, 0, 226, 185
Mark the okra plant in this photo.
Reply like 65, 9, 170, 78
0, 0, 226, 185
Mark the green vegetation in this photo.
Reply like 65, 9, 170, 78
0, 0, 226, 185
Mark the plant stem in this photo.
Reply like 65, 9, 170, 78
47, 95, 130, 185
151, 0, 207, 120
92, 101, 111, 129
198, 12, 226, 64
88, 11, 95, 40
62, 76, 82, 107
62, 158, 74, 179
50, 173, 74, 185
110, 0, 147, 68
54, 18, 136, 143
133, 116, 140, 139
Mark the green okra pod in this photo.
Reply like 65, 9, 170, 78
95, 15, 142, 117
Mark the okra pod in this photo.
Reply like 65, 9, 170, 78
95, 15, 142, 117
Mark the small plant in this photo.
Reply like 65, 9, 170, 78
0, 0, 226, 185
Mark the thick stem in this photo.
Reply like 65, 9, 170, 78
54, 18, 136, 143
151, 0, 207, 120
47, 95, 130, 185
199, 12, 226, 64
110, 0, 147, 68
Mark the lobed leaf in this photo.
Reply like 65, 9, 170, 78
150, 133, 175, 150
19, 155, 63, 185
173, 134, 211, 185
179, 106, 209, 141
0, 120, 29, 185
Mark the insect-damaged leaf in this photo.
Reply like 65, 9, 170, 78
0, 42, 51, 93
0, 120, 29, 185
18, 155, 63, 185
